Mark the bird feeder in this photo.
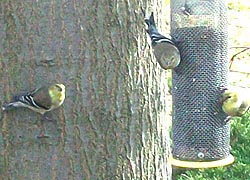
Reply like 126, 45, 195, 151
169, 0, 234, 168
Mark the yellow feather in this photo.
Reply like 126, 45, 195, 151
48, 84, 66, 110
222, 89, 250, 117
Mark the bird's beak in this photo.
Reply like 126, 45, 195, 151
221, 95, 231, 103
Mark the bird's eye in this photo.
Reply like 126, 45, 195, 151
225, 96, 231, 100
55, 85, 62, 92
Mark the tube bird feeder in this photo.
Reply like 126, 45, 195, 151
170, 0, 234, 168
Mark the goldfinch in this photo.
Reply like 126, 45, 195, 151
145, 12, 181, 70
2, 84, 66, 137
221, 88, 250, 121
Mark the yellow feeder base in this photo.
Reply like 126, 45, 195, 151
170, 154, 234, 168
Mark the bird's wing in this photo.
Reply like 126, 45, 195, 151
31, 86, 52, 110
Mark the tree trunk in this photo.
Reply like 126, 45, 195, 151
0, 0, 171, 179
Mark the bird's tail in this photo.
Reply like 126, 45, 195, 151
2, 101, 22, 111
145, 12, 158, 38
145, 12, 174, 46
2, 95, 29, 111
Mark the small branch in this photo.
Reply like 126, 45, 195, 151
229, 47, 250, 69
230, 84, 250, 89
230, 70, 250, 75
230, 46, 250, 49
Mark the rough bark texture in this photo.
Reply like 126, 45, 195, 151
0, 0, 171, 179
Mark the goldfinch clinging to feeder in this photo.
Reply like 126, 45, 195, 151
145, 12, 181, 70
221, 88, 250, 121
2, 83, 66, 138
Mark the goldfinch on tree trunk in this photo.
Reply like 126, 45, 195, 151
2, 83, 66, 138
145, 12, 181, 70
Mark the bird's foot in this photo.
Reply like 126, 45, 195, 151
45, 117, 54, 122
37, 134, 50, 138
37, 118, 50, 138
37, 130, 50, 138
42, 114, 53, 121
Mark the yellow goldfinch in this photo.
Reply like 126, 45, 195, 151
2, 83, 66, 138
221, 88, 250, 121
145, 12, 181, 70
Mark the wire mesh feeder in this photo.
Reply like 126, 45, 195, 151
169, 0, 234, 168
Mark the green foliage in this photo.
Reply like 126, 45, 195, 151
174, 113, 250, 180
228, 1, 250, 11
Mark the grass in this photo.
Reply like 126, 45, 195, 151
174, 113, 250, 180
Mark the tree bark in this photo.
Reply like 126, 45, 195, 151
0, 0, 171, 179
